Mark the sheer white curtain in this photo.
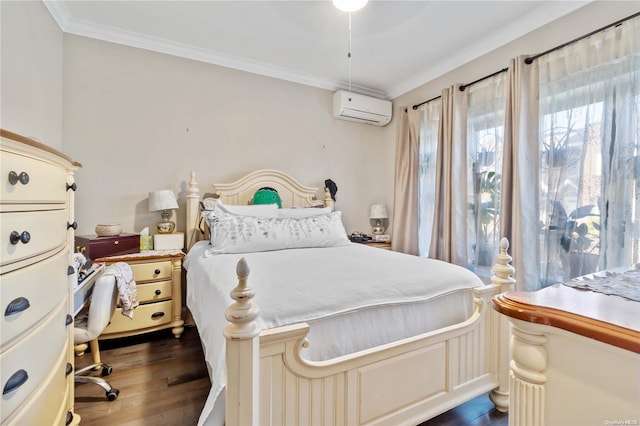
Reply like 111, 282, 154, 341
537, 16, 640, 285
417, 99, 441, 256
465, 74, 507, 280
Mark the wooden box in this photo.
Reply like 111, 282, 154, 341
153, 232, 184, 250
75, 233, 140, 260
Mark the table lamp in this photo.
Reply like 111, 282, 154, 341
149, 190, 178, 234
370, 204, 388, 235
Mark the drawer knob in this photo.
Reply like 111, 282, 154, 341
67, 221, 78, 230
154, 269, 161, 275
66, 363, 73, 376
9, 230, 30, 245
3, 369, 28, 395
151, 312, 165, 319
4, 297, 30, 316
155, 289, 162, 296
66, 411, 74, 426
8, 171, 29, 185
66, 182, 77, 191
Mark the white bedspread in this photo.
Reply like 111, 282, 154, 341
185, 241, 483, 426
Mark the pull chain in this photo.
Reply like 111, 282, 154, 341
348, 12, 352, 92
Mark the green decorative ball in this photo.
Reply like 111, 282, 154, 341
252, 187, 281, 208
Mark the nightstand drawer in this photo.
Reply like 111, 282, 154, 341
137, 280, 172, 303
130, 261, 172, 282
97, 251, 184, 340
103, 300, 173, 334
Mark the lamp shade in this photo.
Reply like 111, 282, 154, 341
148, 190, 178, 212
370, 204, 388, 220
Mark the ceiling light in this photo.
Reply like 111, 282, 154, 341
332, 0, 368, 12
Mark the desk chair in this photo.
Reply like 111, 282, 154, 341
74, 273, 120, 401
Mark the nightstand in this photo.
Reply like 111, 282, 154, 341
358, 241, 392, 250
95, 250, 185, 340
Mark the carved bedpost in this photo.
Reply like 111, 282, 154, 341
186, 171, 200, 250
489, 237, 515, 413
224, 258, 260, 426
323, 187, 335, 211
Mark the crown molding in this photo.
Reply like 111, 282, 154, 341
42, 1, 386, 99
44, 0, 590, 101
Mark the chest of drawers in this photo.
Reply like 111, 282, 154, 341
96, 251, 185, 340
1, 129, 81, 425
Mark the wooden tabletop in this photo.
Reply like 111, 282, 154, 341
493, 283, 640, 353
96, 249, 185, 263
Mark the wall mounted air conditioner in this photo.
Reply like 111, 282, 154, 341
332, 91, 392, 126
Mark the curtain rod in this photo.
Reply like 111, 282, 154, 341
410, 66, 507, 110
525, 11, 640, 64
459, 67, 508, 92
411, 94, 441, 111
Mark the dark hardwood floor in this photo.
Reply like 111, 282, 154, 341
74, 327, 508, 425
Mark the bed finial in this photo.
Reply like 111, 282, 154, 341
323, 188, 335, 211
492, 237, 515, 289
186, 171, 202, 250
187, 171, 199, 197
489, 236, 515, 413
224, 258, 260, 339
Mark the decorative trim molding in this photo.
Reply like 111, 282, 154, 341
43, 0, 590, 100
42, 0, 386, 99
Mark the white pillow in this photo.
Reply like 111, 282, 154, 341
278, 207, 332, 218
202, 205, 349, 254
207, 199, 279, 218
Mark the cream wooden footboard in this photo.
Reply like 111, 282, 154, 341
224, 240, 514, 426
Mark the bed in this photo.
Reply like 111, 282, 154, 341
183, 169, 514, 426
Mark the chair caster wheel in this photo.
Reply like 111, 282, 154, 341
102, 366, 113, 376
106, 388, 119, 401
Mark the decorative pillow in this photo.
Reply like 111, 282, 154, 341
202, 205, 349, 254
278, 207, 332, 218
204, 199, 279, 218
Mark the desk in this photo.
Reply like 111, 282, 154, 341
493, 284, 640, 425
73, 263, 105, 316
73, 264, 104, 361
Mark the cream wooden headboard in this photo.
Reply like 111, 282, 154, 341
185, 169, 334, 250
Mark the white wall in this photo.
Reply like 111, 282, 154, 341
62, 35, 393, 236
1, 0, 63, 149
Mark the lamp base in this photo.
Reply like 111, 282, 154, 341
156, 220, 175, 234
372, 226, 385, 235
